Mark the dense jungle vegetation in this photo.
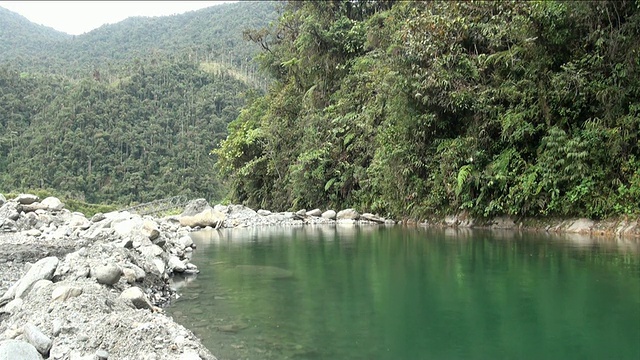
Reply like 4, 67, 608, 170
216, 0, 640, 220
0, 1, 278, 205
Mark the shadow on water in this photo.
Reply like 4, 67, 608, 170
169, 226, 640, 360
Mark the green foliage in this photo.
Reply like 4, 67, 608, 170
218, 0, 640, 219
0, 3, 273, 206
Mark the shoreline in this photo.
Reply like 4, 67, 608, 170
0, 194, 637, 359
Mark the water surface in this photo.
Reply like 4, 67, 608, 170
168, 226, 640, 360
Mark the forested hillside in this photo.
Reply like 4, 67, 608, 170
217, 1, 640, 220
0, 1, 279, 205
0, 1, 279, 77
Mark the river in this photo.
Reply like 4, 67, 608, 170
167, 225, 640, 360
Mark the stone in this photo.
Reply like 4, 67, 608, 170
19, 203, 49, 213
321, 210, 336, 220
336, 208, 360, 220
51, 319, 63, 337
120, 287, 153, 310
41, 197, 64, 211
257, 209, 271, 216
25, 229, 42, 237
178, 236, 194, 249
91, 264, 122, 285
23, 323, 52, 356
179, 208, 226, 228
90, 213, 106, 222
68, 213, 90, 228
295, 209, 307, 217
168, 256, 186, 273
0, 256, 59, 304
152, 258, 166, 275
95, 349, 109, 360
305, 209, 322, 217
491, 216, 516, 229
16, 194, 39, 205
112, 217, 144, 238
0, 340, 41, 360
51, 285, 83, 302
2, 298, 23, 314
566, 218, 594, 233
142, 220, 160, 240
31, 280, 52, 294
181, 199, 211, 217
360, 213, 385, 223
0, 194, 5, 206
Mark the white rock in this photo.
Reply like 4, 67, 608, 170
168, 256, 186, 273
336, 208, 360, 220
25, 229, 42, 237
0, 256, 59, 303
91, 264, 122, 285
306, 209, 322, 217
41, 197, 64, 211
178, 236, 193, 249
23, 323, 52, 356
51, 285, 83, 302
16, 194, 39, 205
321, 210, 336, 219
120, 287, 153, 310
2, 298, 23, 314
142, 219, 160, 240
0, 340, 41, 360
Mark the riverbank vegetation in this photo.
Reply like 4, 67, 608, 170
216, 1, 640, 220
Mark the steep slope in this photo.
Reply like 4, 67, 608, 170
0, 1, 279, 75
0, 6, 71, 69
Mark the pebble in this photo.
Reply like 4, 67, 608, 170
95, 349, 109, 359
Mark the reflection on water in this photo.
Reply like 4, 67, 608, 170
168, 226, 640, 360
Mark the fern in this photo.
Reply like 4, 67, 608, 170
456, 164, 473, 197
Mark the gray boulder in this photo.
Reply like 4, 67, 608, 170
16, 194, 39, 205
181, 199, 211, 217
41, 197, 64, 211
0, 340, 42, 360
120, 287, 153, 310
179, 208, 226, 228
23, 323, 52, 356
0, 194, 5, 206
257, 209, 272, 216
306, 209, 322, 217
321, 210, 337, 220
91, 263, 122, 285
0, 256, 59, 305
90, 212, 106, 222
142, 219, 160, 240
336, 209, 360, 220
168, 256, 186, 273
360, 213, 385, 223
51, 285, 83, 302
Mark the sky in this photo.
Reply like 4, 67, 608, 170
0, 1, 237, 35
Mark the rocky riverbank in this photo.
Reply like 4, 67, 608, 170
0, 193, 637, 359
0, 194, 399, 359
0, 194, 217, 359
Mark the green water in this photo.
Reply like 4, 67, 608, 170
168, 226, 640, 360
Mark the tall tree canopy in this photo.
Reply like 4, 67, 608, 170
216, 0, 640, 219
